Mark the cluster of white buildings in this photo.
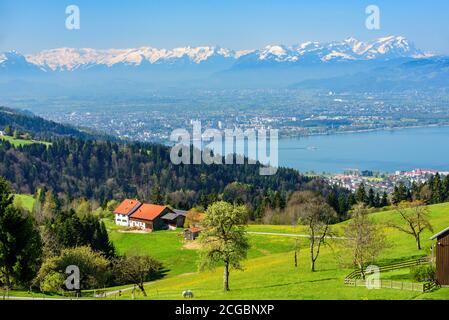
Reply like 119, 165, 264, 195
328, 168, 449, 193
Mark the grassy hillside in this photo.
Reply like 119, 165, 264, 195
106, 221, 300, 277
103, 202, 449, 300
0, 135, 51, 147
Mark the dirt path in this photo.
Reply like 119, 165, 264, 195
247, 231, 349, 240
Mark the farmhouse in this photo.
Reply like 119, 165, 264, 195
129, 204, 175, 231
430, 226, 449, 286
113, 199, 142, 226
113, 199, 189, 231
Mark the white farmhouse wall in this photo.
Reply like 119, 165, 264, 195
115, 214, 129, 226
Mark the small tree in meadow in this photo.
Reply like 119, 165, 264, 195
113, 255, 162, 297
391, 201, 433, 250
289, 191, 337, 272
344, 204, 387, 278
198, 201, 249, 291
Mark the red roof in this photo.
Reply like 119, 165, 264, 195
130, 204, 169, 221
114, 199, 142, 215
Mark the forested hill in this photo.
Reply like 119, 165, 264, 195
0, 107, 352, 220
0, 106, 111, 141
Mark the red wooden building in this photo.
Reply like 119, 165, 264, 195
430, 226, 449, 286
129, 204, 173, 231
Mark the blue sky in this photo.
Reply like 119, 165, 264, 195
1, 0, 449, 54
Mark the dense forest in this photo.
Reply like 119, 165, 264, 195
0, 107, 353, 220
390, 175, 449, 205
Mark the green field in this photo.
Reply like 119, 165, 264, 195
0, 135, 51, 147
14, 194, 35, 212
101, 202, 449, 300
105, 220, 300, 277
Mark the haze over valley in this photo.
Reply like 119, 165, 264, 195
1, 36, 449, 173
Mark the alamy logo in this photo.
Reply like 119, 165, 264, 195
365, 5, 381, 30
66, 5, 80, 30
170, 121, 278, 175
65, 265, 80, 290
365, 265, 380, 289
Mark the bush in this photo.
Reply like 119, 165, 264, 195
40, 272, 66, 294
35, 246, 111, 291
411, 265, 436, 282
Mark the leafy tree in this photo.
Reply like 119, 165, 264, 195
291, 191, 337, 272
391, 201, 433, 250
41, 226, 62, 259
0, 177, 42, 288
75, 199, 91, 218
344, 204, 387, 278
106, 200, 119, 213
198, 201, 249, 291
113, 255, 162, 296
39, 271, 66, 294
184, 210, 204, 228
42, 190, 59, 221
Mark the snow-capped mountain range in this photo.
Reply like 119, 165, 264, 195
2, 35, 446, 95
0, 36, 431, 72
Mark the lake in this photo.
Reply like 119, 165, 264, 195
278, 126, 449, 173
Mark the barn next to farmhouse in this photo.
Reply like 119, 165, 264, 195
430, 226, 449, 286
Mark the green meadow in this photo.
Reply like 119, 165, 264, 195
102, 202, 449, 300
0, 135, 51, 147
5, 198, 449, 299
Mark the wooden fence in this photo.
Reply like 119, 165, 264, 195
345, 278, 426, 292
344, 257, 437, 293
